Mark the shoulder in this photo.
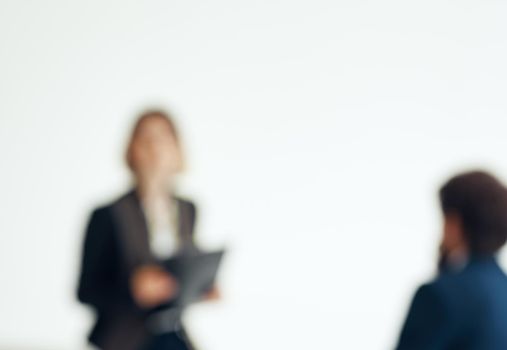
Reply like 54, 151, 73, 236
81, 205, 118, 253
92, 190, 140, 218
421, 269, 477, 312
397, 278, 463, 349
404, 277, 464, 329
86, 191, 135, 227
411, 281, 448, 309
87, 205, 112, 223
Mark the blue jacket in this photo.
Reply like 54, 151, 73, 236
396, 256, 507, 350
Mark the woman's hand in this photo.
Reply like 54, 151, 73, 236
130, 264, 178, 309
203, 285, 221, 302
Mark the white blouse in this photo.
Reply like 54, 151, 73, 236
141, 196, 180, 260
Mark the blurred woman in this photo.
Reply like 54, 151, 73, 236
77, 110, 215, 350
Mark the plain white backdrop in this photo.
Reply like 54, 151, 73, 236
1, 0, 507, 349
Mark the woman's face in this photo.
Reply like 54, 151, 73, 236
129, 117, 183, 181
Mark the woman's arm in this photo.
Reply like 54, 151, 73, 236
77, 207, 122, 311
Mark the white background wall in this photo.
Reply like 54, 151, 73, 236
1, 0, 507, 349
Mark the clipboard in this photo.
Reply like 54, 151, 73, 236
161, 249, 225, 307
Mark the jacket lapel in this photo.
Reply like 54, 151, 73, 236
111, 191, 154, 271
112, 191, 197, 270
175, 198, 197, 254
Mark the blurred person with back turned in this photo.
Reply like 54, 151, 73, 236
396, 170, 507, 350
77, 110, 218, 350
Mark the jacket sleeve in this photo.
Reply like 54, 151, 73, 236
395, 283, 455, 350
77, 207, 123, 311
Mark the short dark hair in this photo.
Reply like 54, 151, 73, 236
439, 170, 507, 255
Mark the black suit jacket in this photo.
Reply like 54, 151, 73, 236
77, 190, 197, 350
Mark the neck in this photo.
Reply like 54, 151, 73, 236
439, 244, 469, 272
136, 177, 173, 202
447, 246, 469, 267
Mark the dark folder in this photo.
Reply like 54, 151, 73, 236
162, 249, 225, 307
